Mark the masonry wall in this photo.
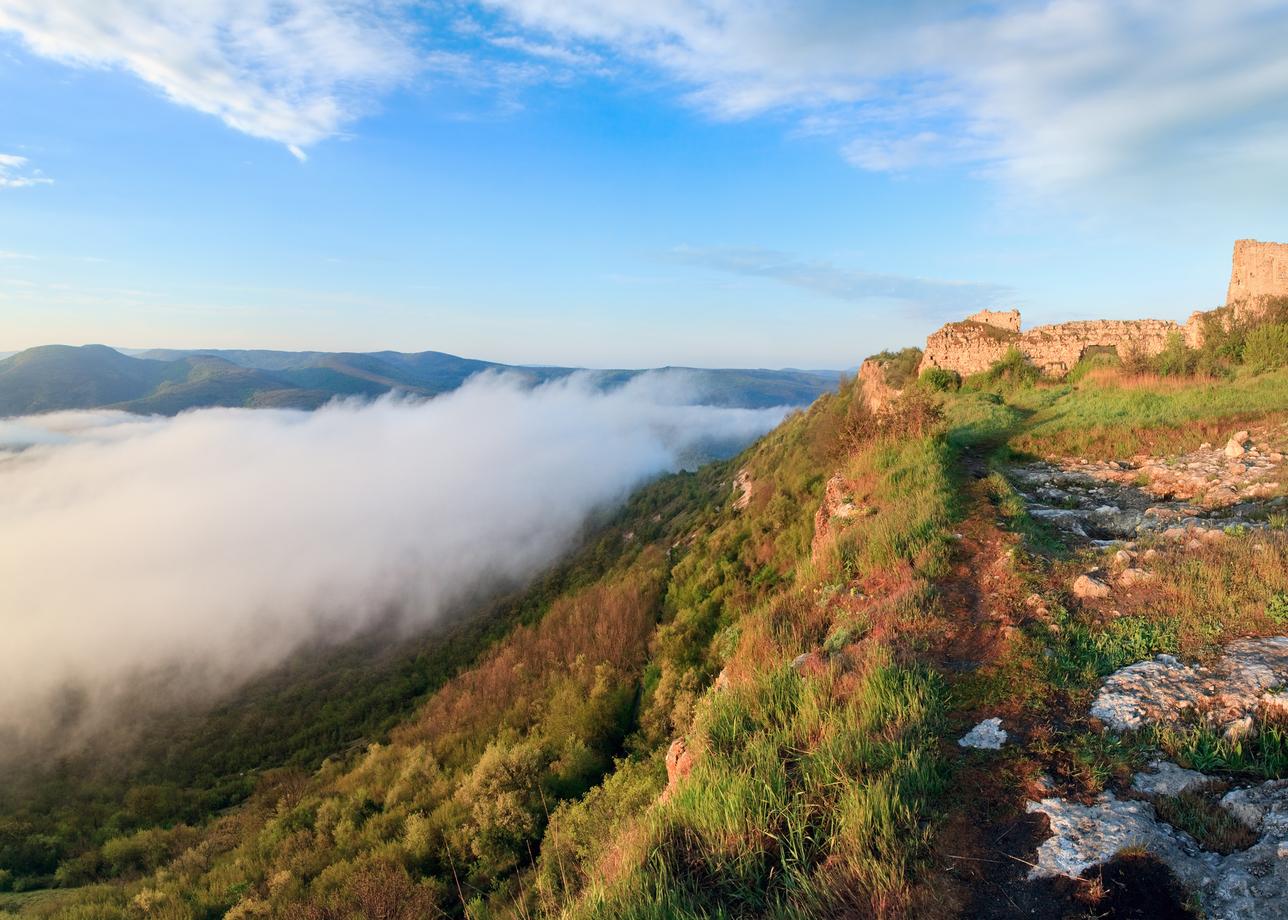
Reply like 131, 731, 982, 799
1228, 239, 1288, 305
919, 316, 1185, 378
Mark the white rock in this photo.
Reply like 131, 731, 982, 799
1132, 760, 1210, 797
958, 717, 1008, 749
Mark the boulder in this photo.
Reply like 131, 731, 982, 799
1073, 573, 1112, 599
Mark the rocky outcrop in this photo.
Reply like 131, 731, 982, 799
856, 357, 900, 412
1028, 780, 1288, 919
661, 737, 694, 802
1089, 637, 1288, 735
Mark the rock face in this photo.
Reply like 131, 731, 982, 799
1228, 239, 1288, 306
856, 357, 900, 412
1089, 638, 1288, 734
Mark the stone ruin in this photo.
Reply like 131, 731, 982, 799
915, 240, 1288, 380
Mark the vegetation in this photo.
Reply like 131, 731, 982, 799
11, 312, 1288, 918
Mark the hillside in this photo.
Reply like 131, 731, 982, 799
0, 346, 841, 417
5, 280, 1288, 919
5, 243, 1288, 918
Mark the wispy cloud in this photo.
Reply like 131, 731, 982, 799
0, 153, 52, 188
0, 1, 420, 156
479, 1, 1288, 194
668, 245, 1012, 319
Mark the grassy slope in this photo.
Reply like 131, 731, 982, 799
14, 363, 1288, 919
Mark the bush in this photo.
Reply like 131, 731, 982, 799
1243, 323, 1288, 373
919, 366, 960, 392
1153, 331, 1199, 377
966, 348, 1040, 391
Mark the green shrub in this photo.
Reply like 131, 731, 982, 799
965, 348, 1040, 391
1153, 331, 1199, 377
1243, 323, 1288, 373
918, 366, 960, 392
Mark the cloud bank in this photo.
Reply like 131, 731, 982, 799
0, 372, 787, 743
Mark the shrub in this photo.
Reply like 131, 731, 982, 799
1153, 331, 1199, 377
918, 366, 960, 392
1243, 323, 1288, 373
966, 347, 1040, 391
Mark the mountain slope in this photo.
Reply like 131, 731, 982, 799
0, 346, 840, 416
10, 318, 1288, 918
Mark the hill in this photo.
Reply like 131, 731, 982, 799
6, 246, 1288, 918
0, 345, 841, 417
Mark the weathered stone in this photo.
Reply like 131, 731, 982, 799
1089, 638, 1288, 733
1117, 567, 1157, 589
1073, 573, 1112, 599
661, 738, 694, 802
1029, 782, 1288, 920
1227, 438, 1248, 459
958, 717, 1008, 749
1131, 760, 1210, 797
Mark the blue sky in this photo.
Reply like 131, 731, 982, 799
1, 1, 1286, 369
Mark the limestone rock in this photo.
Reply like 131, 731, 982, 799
958, 717, 1008, 750
1073, 573, 1112, 599
1090, 638, 1288, 733
1131, 760, 1210, 797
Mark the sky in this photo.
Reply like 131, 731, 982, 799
0, 0, 1286, 369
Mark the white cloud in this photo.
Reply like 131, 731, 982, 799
0, 373, 786, 745
0, 0, 419, 154
478, 0, 1288, 193
669, 245, 1012, 319
0, 152, 52, 188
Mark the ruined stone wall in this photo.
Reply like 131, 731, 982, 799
918, 314, 1185, 378
1227, 239, 1288, 305
914, 239, 1287, 380
966, 308, 1021, 332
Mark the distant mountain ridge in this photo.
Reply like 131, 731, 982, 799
0, 345, 841, 417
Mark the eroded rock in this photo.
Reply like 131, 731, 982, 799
959, 717, 1008, 750
1073, 573, 1112, 599
1131, 760, 1210, 797
1090, 638, 1288, 734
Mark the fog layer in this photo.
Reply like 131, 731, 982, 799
0, 372, 788, 739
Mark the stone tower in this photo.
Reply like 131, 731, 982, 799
1227, 239, 1288, 304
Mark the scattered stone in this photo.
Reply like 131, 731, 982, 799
958, 717, 1008, 750
1226, 438, 1248, 459
1131, 760, 1210, 797
1090, 637, 1288, 734
1117, 567, 1157, 588
1113, 549, 1137, 568
1073, 572, 1112, 599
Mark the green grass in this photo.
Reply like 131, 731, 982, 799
1013, 367, 1288, 457
1151, 789, 1257, 854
